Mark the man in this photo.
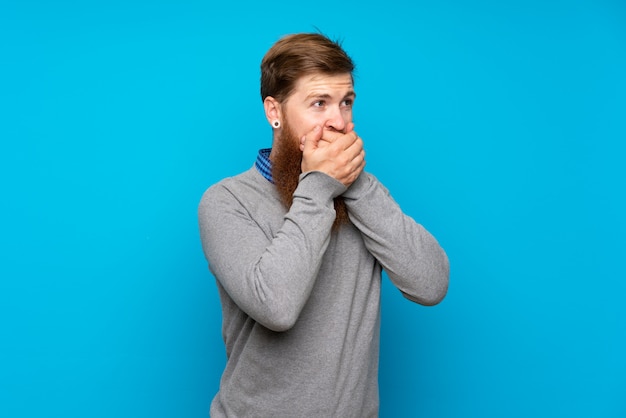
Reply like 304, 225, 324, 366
198, 33, 449, 417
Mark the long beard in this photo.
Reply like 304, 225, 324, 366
271, 122, 350, 230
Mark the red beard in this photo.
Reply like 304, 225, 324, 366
271, 121, 350, 230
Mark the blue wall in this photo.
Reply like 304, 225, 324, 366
1, 1, 624, 417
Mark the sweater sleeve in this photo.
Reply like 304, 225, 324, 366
198, 171, 347, 332
342, 172, 449, 306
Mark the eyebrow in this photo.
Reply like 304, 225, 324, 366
305, 91, 357, 101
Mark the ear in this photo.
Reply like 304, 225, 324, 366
263, 96, 282, 127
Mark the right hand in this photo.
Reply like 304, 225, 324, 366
300, 124, 366, 187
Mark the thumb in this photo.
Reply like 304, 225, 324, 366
301, 125, 322, 152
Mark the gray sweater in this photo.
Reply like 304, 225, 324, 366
198, 167, 449, 417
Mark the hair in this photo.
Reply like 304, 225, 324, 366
260, 33, 355, 103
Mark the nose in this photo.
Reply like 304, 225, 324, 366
325, 106, 347, 133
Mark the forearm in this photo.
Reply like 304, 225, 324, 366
199, 171, 346, 331
343, 173, 449, 305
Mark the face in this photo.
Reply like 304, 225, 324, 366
268, 72, 354, 228
280, 72, 355, 140
267, 72, 353, 227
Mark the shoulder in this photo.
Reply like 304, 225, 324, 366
200, 167, 258, 199
198, 167, 278, 215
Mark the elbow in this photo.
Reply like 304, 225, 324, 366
247, 266, 306, 332
257, 300, 302, 332
401, 255, 450, 306
262, 312, 298, 332
402, 276, 448, 306
417, 279, 449, 306
424, 248, 450, 305
424, 256, 450, 305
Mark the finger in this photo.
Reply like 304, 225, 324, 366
350, 147, 365, 168
344, 152, 366, 187
344, 133, 363, 157
302, 125, 322, 152
350, 150, 366, 179
320, 129, 343, 144
322, 130, 360, 151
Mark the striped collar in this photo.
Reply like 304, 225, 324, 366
255, 148, 273, 183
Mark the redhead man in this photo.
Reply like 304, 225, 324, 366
198, 33, 449, 417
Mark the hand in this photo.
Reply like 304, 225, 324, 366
300, 123, 366, 187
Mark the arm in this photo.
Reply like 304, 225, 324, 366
311, 125, 449, 304
342, 172, 450, 305
198, 171, 346, 332
198, 125, 364, 331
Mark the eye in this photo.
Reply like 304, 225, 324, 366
341, 98, 354, 108
312, 100, 326, 108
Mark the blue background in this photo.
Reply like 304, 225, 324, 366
1, 0, 624, 417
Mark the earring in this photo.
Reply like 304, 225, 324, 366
272, 120, 281, 128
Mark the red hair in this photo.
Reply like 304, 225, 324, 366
260, 33, 355, 103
